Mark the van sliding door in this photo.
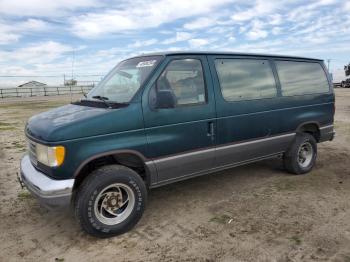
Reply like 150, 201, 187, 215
207, 55, 294, 167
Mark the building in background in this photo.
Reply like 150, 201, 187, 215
18, 81, 47, 88
64, 79, 78, 86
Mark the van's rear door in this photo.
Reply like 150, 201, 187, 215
207, 55, 294, 167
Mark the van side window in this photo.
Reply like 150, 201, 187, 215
275, 61, 329, 96
155, 59, 206, 106
214, 59, 277, 101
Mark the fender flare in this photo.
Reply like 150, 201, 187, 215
73, 149, 155, 187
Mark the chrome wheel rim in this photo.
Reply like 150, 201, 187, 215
94, 183, 135, 225
297, 141, 313, 168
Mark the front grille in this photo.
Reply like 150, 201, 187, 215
27, 139, 38, 166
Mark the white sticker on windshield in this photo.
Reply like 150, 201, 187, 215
136, 60, 157, 68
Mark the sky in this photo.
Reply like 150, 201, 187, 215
0, 0, 349, 87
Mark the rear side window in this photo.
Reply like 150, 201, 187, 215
214, 59, 277, 101
275, 61, 329, 96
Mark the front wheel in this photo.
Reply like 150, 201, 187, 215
75, 165, 147, 238
283, 133, 317, 175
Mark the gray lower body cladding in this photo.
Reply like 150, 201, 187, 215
148, 125, 334, 187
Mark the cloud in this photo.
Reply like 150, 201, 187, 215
70, 0, 233, 38
271, 27, 282, 35
231, 0, 281, 22
227, 35, 236, 42
0, 45, 124, 86
0, 0, 99, 17
0, 18, 51, 44
246, 29, 268, 40
345, 2, 350, 11
188, 38, 211, 48
19, 19, 50, 31
288, 0, 340, 23
245, 20, 268, 40
162, 32, 193, 44
268, 14, 283, 26
184, 17, 217, 30
128, 39, 158, 48
0, 41, 74, 64
0, 28, 20, 45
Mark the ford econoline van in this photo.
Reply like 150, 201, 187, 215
19, 52, 335, 237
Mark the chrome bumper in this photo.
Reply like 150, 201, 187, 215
19, 155, 74, 209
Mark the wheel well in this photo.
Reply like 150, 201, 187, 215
74, 153, 149, 191
298, 123, 320, 142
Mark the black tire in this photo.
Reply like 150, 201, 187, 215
74, 165, 147, 238
283, 133, 317, 175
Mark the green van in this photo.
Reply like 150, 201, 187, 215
19, 52, 335, 237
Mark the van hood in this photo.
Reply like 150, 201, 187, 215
26, 103, 142, 142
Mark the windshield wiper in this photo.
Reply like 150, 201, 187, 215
92, 95, 112, 108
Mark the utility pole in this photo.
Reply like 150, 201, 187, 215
71, 50, 75, 81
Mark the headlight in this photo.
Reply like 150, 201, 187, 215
36, 144, 65, 167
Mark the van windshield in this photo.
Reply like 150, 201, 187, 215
87, 56, 162, 103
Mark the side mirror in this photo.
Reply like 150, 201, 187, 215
156, 90, 176, 109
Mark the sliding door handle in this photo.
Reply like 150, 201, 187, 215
207, 121, 215, 139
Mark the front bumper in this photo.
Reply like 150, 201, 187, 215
19, 155, 75, 209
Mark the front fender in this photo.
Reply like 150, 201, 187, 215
50, 128, 150, 180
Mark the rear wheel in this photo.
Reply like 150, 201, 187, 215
284, 133, 317, 175
75, 165, 147, 238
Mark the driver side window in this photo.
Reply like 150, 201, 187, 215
151, 59, 206, 108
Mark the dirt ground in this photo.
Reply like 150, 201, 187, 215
0, 90, 350, 262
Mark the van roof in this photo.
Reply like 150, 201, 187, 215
135, 51, 323, 62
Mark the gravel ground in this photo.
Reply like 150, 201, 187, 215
0, 90, 350, 262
